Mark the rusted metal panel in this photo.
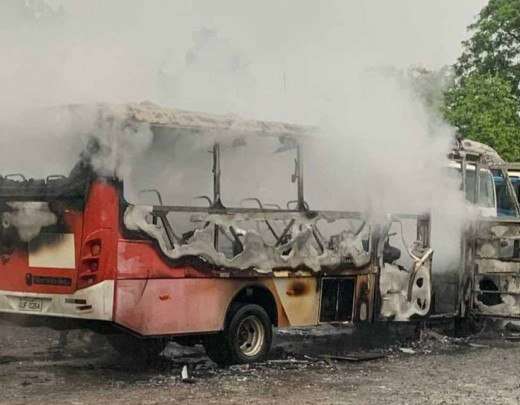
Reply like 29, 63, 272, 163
474, 274, 520, 317
272, 277, 319, 326
124, 205, 373, 275
476, 221, 520, 239
477, 259, 520, 274
476, 239, 519, 259
470, 219, 520, 318
353, 274, 374, 322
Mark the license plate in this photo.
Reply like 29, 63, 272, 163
18, 297, 43, 312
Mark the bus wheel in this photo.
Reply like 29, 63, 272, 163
106, 334, 168, 364
204, 303, 273, 366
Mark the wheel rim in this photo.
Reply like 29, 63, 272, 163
236, 315, 265, 357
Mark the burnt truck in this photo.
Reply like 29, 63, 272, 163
0, 103, 518, 365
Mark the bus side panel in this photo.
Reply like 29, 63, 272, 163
114, 278, 253, 335
113, 276, 323, 336
117, 239, 189, 279
115, 238, 322, 335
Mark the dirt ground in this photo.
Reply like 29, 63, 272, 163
1, 320, 519, 405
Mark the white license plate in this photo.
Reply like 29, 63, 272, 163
18, 297, 43, 312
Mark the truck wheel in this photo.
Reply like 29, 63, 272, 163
106, 334, 168, 363
204, 303, 273, 366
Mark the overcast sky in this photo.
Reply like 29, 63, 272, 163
0, 0, 491, 223
0, 0, 488, 121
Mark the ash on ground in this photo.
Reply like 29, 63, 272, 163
1, 320, 520, 404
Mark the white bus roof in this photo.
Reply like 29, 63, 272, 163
451, 138, 504, 166
62, 102, 316, 140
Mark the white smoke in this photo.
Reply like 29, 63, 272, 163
0, 0, 488, 274
3, 202, 57, 242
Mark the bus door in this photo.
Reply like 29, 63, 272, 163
377, 214, 434, 321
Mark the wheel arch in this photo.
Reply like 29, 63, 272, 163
225, 284, 278, 328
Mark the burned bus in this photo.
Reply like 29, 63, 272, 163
448, 138, 520, 320
0, 103, 517, 365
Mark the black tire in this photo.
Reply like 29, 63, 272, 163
204, 303, 273, 367
106, 334, 168, 364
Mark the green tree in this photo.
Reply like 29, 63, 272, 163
443, 73, 520, 161
456, 0, 520, 92
444, 0, 520, 161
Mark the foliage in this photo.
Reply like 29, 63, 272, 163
444, 0, 520, 161
456, 0, 520, 91
443, 73, 520, 161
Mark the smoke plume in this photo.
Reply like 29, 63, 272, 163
0, 0, 488, 275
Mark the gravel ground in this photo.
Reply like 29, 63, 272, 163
1, 321, 519, 404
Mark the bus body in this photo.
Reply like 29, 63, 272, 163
449, 140, 520, 320
4, 104, 520, 364
0, 103, 434, 364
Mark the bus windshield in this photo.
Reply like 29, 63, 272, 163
494, 173, 520, 217
446, 165, 496, 209
464, 169, 495, 208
